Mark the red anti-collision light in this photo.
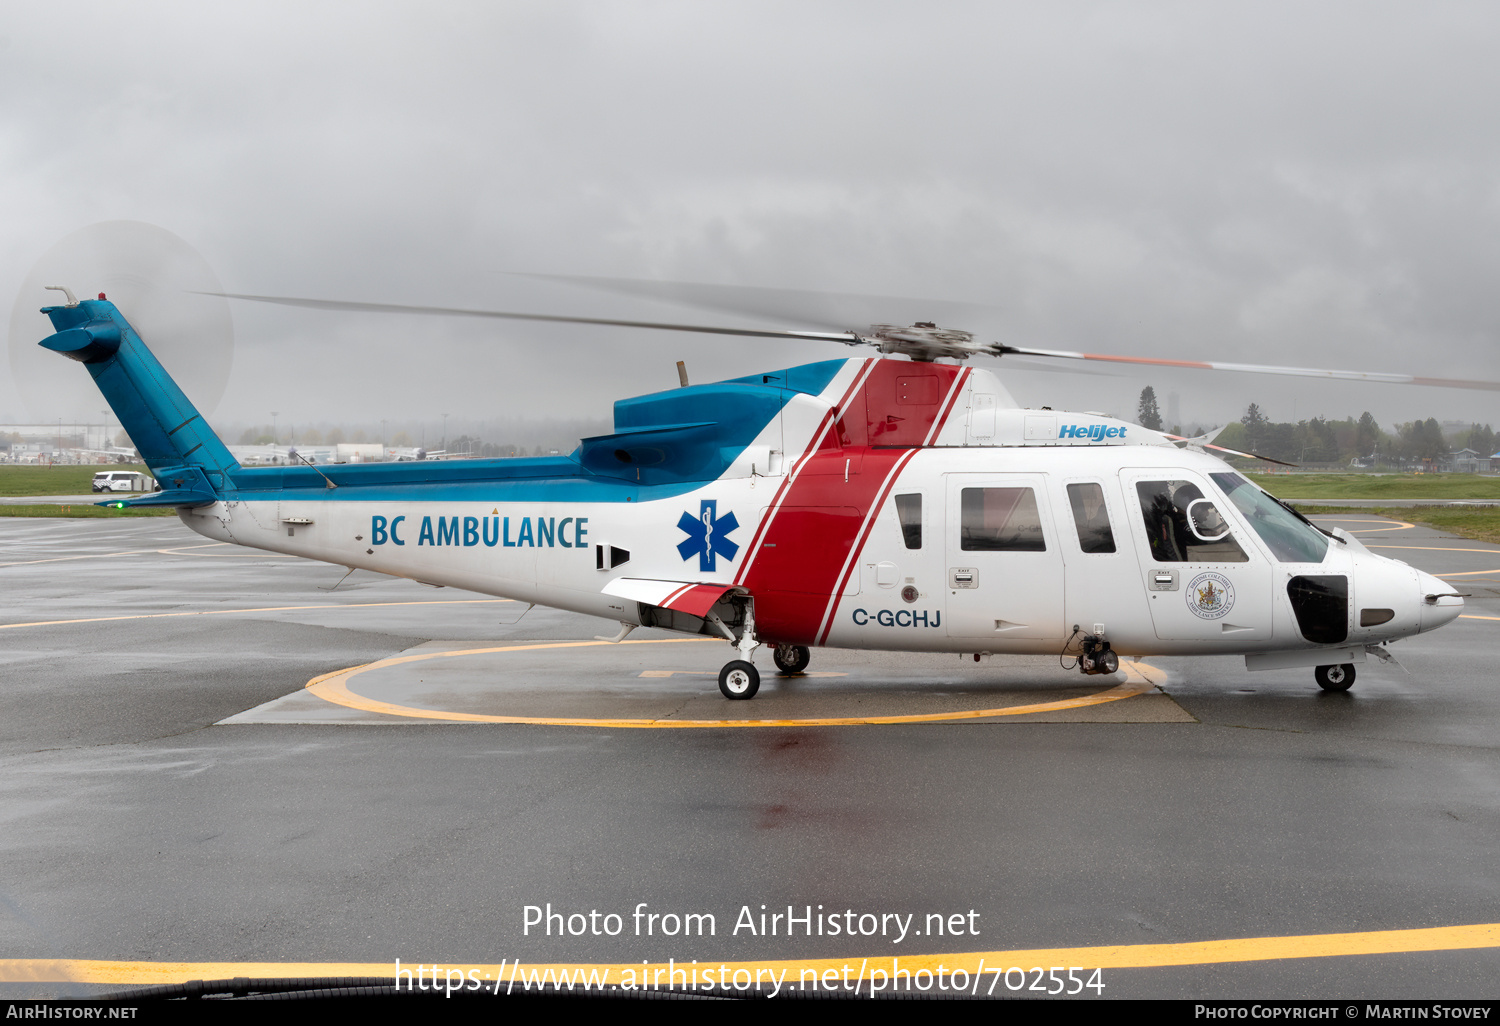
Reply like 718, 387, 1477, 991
98, 293, 106, 300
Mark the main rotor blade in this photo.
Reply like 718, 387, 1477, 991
207, 293, 863, 345
504, 271, 1000, 335
1001, 346, 1500, 393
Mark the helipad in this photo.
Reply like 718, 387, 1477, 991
221, 638, 1192, 726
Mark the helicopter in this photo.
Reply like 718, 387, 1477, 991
34, 282, 1474, 699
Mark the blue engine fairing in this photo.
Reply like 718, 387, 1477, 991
40, 300, 848, 507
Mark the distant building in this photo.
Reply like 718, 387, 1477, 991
0, 423, 114, 450
1439, 448, 1492, 473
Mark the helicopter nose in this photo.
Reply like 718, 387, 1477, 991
1417, 569, 1464, 632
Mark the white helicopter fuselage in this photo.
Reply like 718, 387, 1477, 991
173, 360, 1459, 666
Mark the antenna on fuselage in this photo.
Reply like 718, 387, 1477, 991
676, 360, 689, 387
292, 449, 339, 489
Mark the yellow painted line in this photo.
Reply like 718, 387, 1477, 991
1307, 517, 1415, 532
6, 921, 1498, 985
638, 669, 847, 678
1359, 543, 1500, 580
0, 599, 515, 631
1309, 516, 1411, 523
1460, 615, 1500, 621
302, 641, 1163, 727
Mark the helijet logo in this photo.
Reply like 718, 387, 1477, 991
1059, 424, 1127, 441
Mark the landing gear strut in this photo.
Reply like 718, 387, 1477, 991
718, 596, 762, 700
773, 644, 811, 675
1315, 663, 1356, 692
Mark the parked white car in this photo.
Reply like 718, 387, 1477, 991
91, 471, 154, 492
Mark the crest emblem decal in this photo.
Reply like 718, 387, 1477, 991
1185, 571, 1235, 620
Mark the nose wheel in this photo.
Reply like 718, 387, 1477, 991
1315, 663, 1356, 692
772, 644, 811, 675
718, 660, 760, 700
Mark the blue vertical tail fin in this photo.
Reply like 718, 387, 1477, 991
38, 294, 236, 506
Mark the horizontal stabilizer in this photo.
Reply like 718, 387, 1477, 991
95, 465, 218, 508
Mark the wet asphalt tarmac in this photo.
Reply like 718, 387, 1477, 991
0, 513, 1497, 1000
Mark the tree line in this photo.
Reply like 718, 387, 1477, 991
1136, 386, 1495, 465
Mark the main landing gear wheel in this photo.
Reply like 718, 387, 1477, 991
1315, 663, 1356, 692
719, 660, 760, 700
773, 644, 811, 675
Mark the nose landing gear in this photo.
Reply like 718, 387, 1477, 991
718, 596, 763, 700
1315, 663, 1356, 692
718, 661, 760, 699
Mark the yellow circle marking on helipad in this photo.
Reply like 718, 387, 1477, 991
303, 638, 1165, 727
1310, 519, 1500, 580
1306, 516, 1415, 533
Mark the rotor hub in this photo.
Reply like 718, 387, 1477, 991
863, 323, 990, 362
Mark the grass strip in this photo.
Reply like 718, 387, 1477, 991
1248, 471, 1500, 500
0, 464, 151, 496
0, 504, 176, 518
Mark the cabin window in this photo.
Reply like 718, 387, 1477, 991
1066, 483, 1116, 553
894, 493, 922, 549
960, 487, 1045, 552
1135, 480, 1248, 563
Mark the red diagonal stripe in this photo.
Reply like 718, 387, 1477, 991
815, 446, 922, 644
733, 359, 874, 587
741, 360, 966, 645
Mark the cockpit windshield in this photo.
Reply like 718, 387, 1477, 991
1209, 472, 1330, 563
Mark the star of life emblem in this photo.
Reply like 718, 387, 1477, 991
676, 499, 740, 573
1185, 571, 1235, 620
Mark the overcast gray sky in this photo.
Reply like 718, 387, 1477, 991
3, 1, 1498, 437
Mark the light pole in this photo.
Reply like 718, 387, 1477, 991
271, 411, 279, 447
441, 413, 449, 452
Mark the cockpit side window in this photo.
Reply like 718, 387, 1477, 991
1209, 472, 1330, 563
1135, 479, 1248, 563
1066, 482, 1116, 553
